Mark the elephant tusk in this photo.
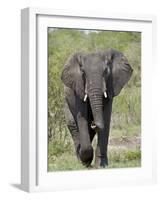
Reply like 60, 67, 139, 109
104, 91, 107, 98
84, 94, 88, 102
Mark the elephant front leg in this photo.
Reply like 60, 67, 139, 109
95, 99, 113, 168
76, 99, 94, 167
77, 112, 94, 166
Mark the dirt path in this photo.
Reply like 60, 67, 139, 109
109, 136, 141, 150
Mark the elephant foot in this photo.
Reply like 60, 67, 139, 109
78, 145, 94, 167
95, 156, 108, 168
87, 164, 94, 169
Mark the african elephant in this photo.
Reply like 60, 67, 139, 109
61, 49, 133, 168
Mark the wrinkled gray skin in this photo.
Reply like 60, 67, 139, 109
61, 49, 133, 168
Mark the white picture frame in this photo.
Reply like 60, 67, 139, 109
21, 7, 157, 192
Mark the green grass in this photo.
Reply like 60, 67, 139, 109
48, 144, 141, 172
108, 159, 141, 169
48, 125, 141, 172
48, 126, 141, 172
48, 152, 85, 171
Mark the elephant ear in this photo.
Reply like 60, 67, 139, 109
61, 53, 85, 99
105, 49, 133, 97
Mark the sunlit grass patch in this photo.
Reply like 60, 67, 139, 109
48, 138, 141, 172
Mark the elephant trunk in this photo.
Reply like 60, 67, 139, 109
88, 77, 104, 130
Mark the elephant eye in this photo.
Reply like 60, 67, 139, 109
80, 64, 85, 73
103, 64, 111, 77
103, 61, 108, 71
82, 70, 86, 83
81, 69, 86, 77
103, 66, 108, 77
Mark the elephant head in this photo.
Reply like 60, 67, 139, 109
61, 49, 133, 130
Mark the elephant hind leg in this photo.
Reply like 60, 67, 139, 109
64, 102, 80, 153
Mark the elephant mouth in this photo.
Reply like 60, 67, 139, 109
91, 121, 96, 129
91, 121, 102, 132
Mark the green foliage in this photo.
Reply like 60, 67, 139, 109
111, 86, 141, 132
48, 28, 141, 170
